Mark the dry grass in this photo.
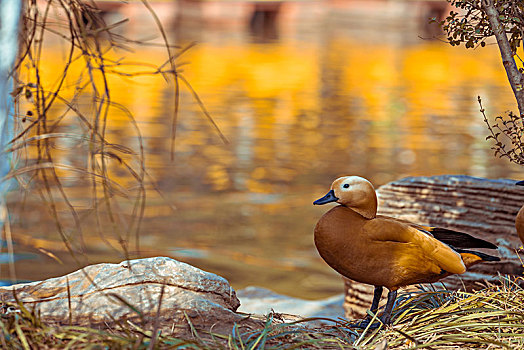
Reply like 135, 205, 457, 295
0, 276, 523, 349
360, 277, 524, 349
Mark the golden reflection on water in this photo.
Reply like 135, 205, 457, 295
8, 22, 524, 298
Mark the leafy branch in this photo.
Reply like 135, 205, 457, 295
480, 96, 524, 163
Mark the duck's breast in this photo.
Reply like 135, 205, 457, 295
314, 206, 394, 286
314, 207, 453, 288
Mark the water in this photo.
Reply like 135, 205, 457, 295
5, 2, 524, 298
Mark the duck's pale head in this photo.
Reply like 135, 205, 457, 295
313, 176, 377, 219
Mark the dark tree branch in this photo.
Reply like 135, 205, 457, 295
482, 0, 524, 117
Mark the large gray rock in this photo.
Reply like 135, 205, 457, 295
344, 175, 524, 319
0, 257, 256, 335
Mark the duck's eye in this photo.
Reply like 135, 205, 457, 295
343, 184, 350, 188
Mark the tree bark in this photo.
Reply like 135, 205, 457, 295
482, 0, 524, 117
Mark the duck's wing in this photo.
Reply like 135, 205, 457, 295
425, 227, 497, 249
376, 215, 498, 249
363, 217, 466, 275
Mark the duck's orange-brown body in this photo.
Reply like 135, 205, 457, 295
313, 176, 499, 326
314, 206, 469, 290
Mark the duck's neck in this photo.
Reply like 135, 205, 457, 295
347, 193, 377, 220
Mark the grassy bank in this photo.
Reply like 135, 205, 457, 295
1, 276, 523, 349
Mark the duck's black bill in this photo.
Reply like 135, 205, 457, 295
313, 190, 339, 205
517, 180, 524, 186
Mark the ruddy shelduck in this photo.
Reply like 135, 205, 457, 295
313, 176, 500, 327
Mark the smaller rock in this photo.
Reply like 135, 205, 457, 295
237, 286, 345, 321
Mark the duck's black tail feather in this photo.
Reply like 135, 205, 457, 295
455, 248, 501, 262
430, 227, 498, 250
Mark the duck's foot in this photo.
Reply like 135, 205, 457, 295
350, 318, 383, 329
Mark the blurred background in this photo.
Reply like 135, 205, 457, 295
6, 0, 524, 299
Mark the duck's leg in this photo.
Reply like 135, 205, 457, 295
352, 286, 383, 329
369, 286, 383, 316
380, 289, 397, 325
352, 288, 396, 329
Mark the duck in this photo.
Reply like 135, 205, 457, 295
515, 180, 524, 245
313, 176, 500, 327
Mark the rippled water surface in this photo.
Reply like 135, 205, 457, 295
7, 4, 524, 298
